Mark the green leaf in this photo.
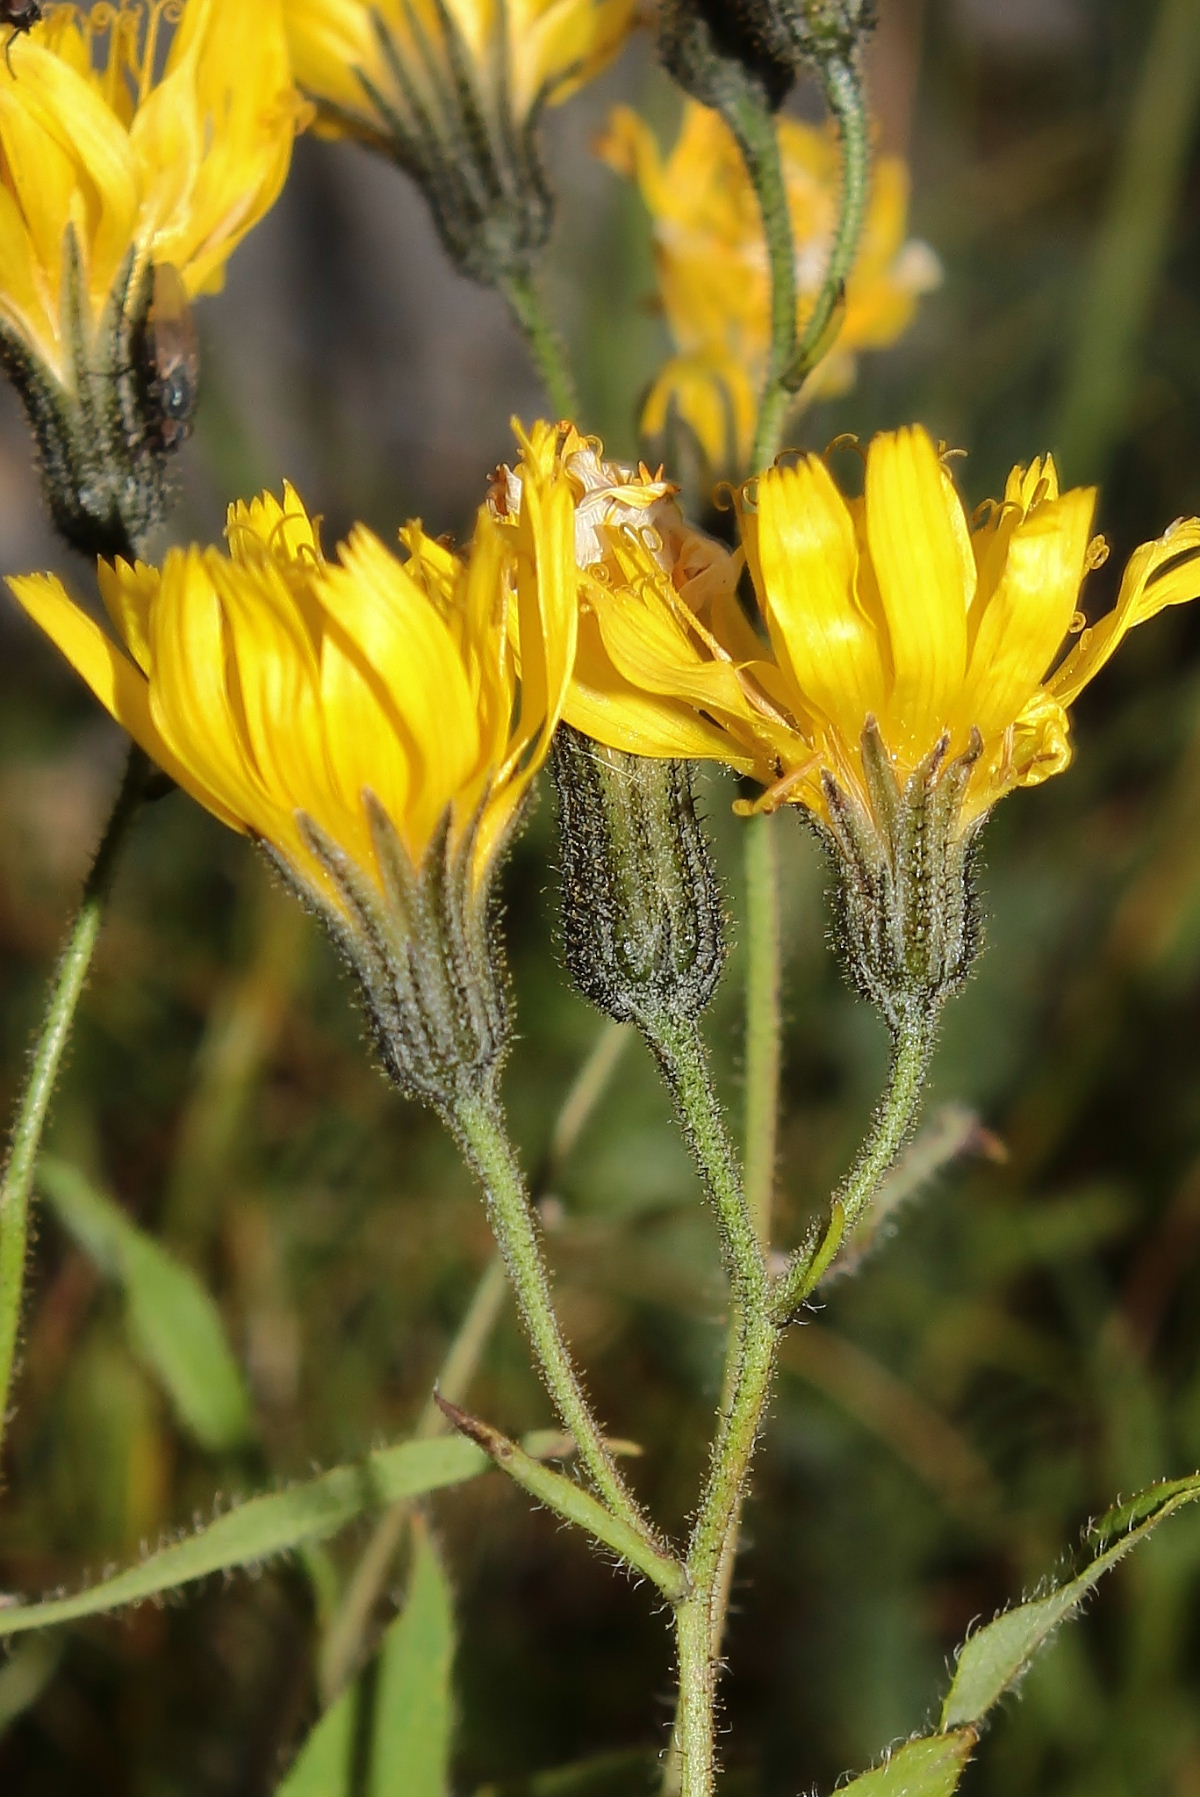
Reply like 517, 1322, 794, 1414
833, 1730, 977, 1796
277, 1520, 455, 1797
37, 1156, 254, 1453
369, 1518, 454, 1797
822, 1474, 1200, 1797
274, 1690, 356, 1797
940, 1472, 1200, 1729
0, 1434, 491, 1639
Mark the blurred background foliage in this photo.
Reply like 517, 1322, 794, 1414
5, 0, 1200, 1792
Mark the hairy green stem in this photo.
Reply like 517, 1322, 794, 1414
640, 1008, 768, 1797
741, 812, 781, 1242
643, 1013, 767, 1315
674, 1316, 777, 1797
665, 1009, 938, 1794
0, 745, 148, 1456
772, 1013, 937, 1323
499, 268, 581, 419
782, 56, 872, 390
726, 90, 797, 475
447, 1086, 663, 1555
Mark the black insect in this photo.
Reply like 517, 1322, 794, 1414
139, 262, 200, 453
2, 1, 42, 73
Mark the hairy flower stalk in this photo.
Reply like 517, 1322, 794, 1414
599, 99, 937, 474
0, 0, 306, 556
284, 0, 633, 289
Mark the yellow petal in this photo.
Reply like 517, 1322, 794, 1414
960, 485, 1096, 739
742, 456, 887, 741
863, 426, 973, 754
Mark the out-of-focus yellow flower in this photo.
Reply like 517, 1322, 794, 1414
0, 0, 306, 389
599, 101, 940, 472
285, 0, 634, 280
552, 423, 1200, 832
8, 480, 576, 910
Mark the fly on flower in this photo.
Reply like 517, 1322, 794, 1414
138, 263, 201, 452
1, 0, 41, 72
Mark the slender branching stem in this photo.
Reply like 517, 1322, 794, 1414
660, 1006, 938, 1795
446, 1085, 665, 1556
642, 1012, 767, 1316
724, 90, 797, 476
499, 267, 581, 419
782, 56, 872, 390
772, 1012, 937, 1324
0, 744, 148, 1457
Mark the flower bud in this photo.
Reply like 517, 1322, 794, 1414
724, 0, 877, 71
817, 721, 982, 1035
552, 726, 726, 1029
655, 0, 795, 114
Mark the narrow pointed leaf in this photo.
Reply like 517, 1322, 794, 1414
277, 1522, 455, 1797
940, 1472, 1200, 1729
0, 1435, 491, 1638
369, 1518, 455, 1797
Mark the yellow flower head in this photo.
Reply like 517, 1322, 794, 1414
598, 101, 940, 472
0, 0, 307, 388
284, 0, 634, 280
8, 480, 576, 912
562, 424, 1200, 834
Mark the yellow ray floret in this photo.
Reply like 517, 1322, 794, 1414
556, 424, 1200, 830
285, 0, 634, 145
0, 0, 307, 386
598, 101, 940, 471
8, 480, 578, 909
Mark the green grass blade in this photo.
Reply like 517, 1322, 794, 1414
369, 1517, 454, 1797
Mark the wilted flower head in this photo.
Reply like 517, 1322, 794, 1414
598, 100, 939, 472
285, 0, 634, 283
0, 0, 307, 552
8, 477, 577, 1100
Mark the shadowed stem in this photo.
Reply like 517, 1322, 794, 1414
0, 744, 149, 1458
499, 267, 581, 420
